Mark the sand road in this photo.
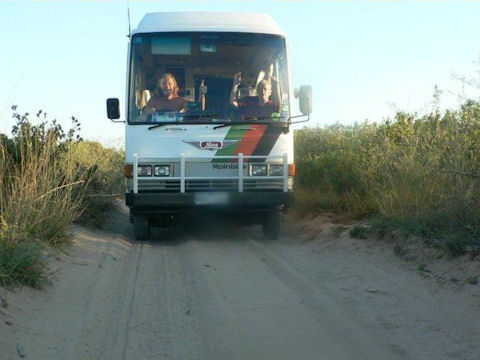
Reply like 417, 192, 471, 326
1, 205, 479, 360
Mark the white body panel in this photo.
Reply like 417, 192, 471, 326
132, 12, 285, 37
125, 124, 292, 164
124, 12, 294, 195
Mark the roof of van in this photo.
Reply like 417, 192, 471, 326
132, 12, 285, 36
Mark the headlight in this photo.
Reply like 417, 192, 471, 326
250, 164, 267, 176
137, 165, 152, 176
269, 164, 283, 176
154, 165, 170, 177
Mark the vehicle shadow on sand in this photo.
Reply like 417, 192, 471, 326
101, 204, 262, 246
148, 213, 260, 246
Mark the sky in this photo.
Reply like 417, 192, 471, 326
0, 0, 479, 146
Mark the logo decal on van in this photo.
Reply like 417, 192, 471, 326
184, 140, 239, 151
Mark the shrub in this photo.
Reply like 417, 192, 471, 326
70, 141, 124, 227
0, 110, 87, 246
294, 123, 376, 218
294, 99, 480, 254
0, 106, 121, 288
349, 225, 370, 240
359, 103, 480, 249
0, 240, 48, 289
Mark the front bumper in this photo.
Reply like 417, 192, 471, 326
126, 191, 292, 213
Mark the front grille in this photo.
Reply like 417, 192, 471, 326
244, 179, 283, 190
186, 180, 237, 191
136, 179, 285, 192
138, 180, 180, 192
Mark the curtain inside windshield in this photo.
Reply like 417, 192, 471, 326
128, 32, 289, 124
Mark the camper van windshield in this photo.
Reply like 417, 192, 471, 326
128, 32, 289, 124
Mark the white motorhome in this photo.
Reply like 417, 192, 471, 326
107, 12, 312, 240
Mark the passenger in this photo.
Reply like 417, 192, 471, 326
143, 73, 188, 115
229, 72, 280, 120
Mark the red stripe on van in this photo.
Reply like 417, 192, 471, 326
233, 125, 266, 160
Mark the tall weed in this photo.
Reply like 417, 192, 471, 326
0, 110, 87, 246
295, 99, 480, 253
294, 123, 376, 218
71, 141, 124, 227
0, 107, 119, 287
360, 102, 480, 250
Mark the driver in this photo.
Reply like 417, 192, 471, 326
143, 73, 188, 115
229, 72, 281, 120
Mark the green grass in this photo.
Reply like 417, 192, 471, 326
70, 141, 124, 227
0, 240, 48, 289
294, 99, 480, 256
0, 107, 124, 288
349, 225, 370, 240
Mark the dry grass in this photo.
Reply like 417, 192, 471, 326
0, 133, 87, 246
0, 108, 122, 288
294, 99, 480, 255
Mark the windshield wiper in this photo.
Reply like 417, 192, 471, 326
148, 121, 184, 130
148, 115, 288, 131
242, 115, 287, 121
148, 114, 222, 130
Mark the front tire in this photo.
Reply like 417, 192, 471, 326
262, 211, 282, 239
133, 215, 150, 241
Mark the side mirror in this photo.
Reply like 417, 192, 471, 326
106, 98, 120, 120
294, 85, 312, 115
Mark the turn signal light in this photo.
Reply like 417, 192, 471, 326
124, 164, 132, 178
288, 164, 296, 177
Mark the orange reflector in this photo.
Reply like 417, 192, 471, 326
124, 164, 132, 178
288, 164, 296, 177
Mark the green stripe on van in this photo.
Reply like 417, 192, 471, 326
212, 125, 248, 162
